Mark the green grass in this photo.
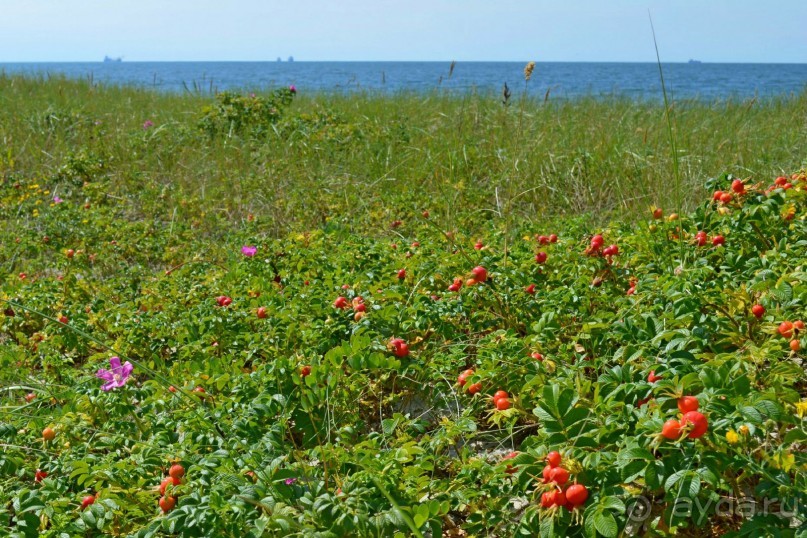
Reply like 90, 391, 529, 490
1, 74, 805, 237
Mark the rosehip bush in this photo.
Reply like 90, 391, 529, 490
0, 169, 805, 537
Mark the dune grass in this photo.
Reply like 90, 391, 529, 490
0, 73, 805, 236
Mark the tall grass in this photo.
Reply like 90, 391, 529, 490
1, 73, 805, 237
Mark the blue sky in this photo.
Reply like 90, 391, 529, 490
1, 0, 805, 62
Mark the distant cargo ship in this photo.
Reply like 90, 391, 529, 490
104, 56, 123, 63
688, 59, 702, 64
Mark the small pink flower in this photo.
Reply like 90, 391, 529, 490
289, 85, 297, 94
53, 196, 63, 204
285, 477, 297, 485
241, 245, 257, 257
96, 357, 133, 391
142, 120, 154, 129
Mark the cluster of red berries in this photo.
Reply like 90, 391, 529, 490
457, 368, 481, 395
158, 464, 185, 514
536, 234, 559, 245
215, 295, 232, 307
694, 230, 725, 247
778, 320, 803, 352
333, 295, 368, 321
662, 397, 708, 440
448, 265, 488, 291
492, 390, 510, 411
539, 451, 589, 510
764, 175, 795, 194
585, 234, 618, 258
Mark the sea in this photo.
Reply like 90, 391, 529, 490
1, 61, 805, 100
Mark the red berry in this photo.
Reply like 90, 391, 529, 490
647, 371, 661, 383
681, 411, 708, 439
712, 235, 725, 246
81, 495, 95, 510
793, 320, 804, 331
492, 390, 508, 402
160, 476, 181, 495
525, 284, 536, 295
778, 321, 794, 339
565, 484, 589, 506
159, 495, 177, 513
546, 451, 561, 468
390, 339, 409, 357
58, 315, 69, 324
467, 382, 482, 395
547, 489, 567, 507
549, 467, 569, 485
540, 491, 553, 508
678, 396, 699, 413
790, 339, 800, 352
590, 235, 604, 249
495, 398, 510, 411
169, 464, 185, 479
457, 369, 474, 386
25, 392, 36, 402
531, 352, 544, 361
731, 179, 745, 194
333, 296, 348, 309
653, 208, 663, 219
397, 269, 406, 280
537, 235, 549, 245
751, 304, 765, 319
549, 234, 558, 243
471, 266, 487, 282
256, 307, 268, 319
474, 241, 484, 250
35, 469, 48, 482
662, 419, 682, 440
712, 190, 723, 201
719, 192, 732, 204
300, 365, 312, 377
535, 251, 547, 264
66, 249, 75, 259
775, 176, 788, 186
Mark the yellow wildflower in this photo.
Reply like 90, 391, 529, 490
726, 430, 740, 444
795, 400, 807, 419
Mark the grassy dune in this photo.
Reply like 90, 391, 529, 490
0, 76, 805, 537
1, 74, 805, 236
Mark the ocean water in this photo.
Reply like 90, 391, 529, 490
1, 61, 805, 100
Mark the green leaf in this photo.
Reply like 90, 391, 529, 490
592, 510, 618, 538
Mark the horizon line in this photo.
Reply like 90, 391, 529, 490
1, 59, 806, 65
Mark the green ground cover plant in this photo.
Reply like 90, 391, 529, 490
0, 76, 805, 537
